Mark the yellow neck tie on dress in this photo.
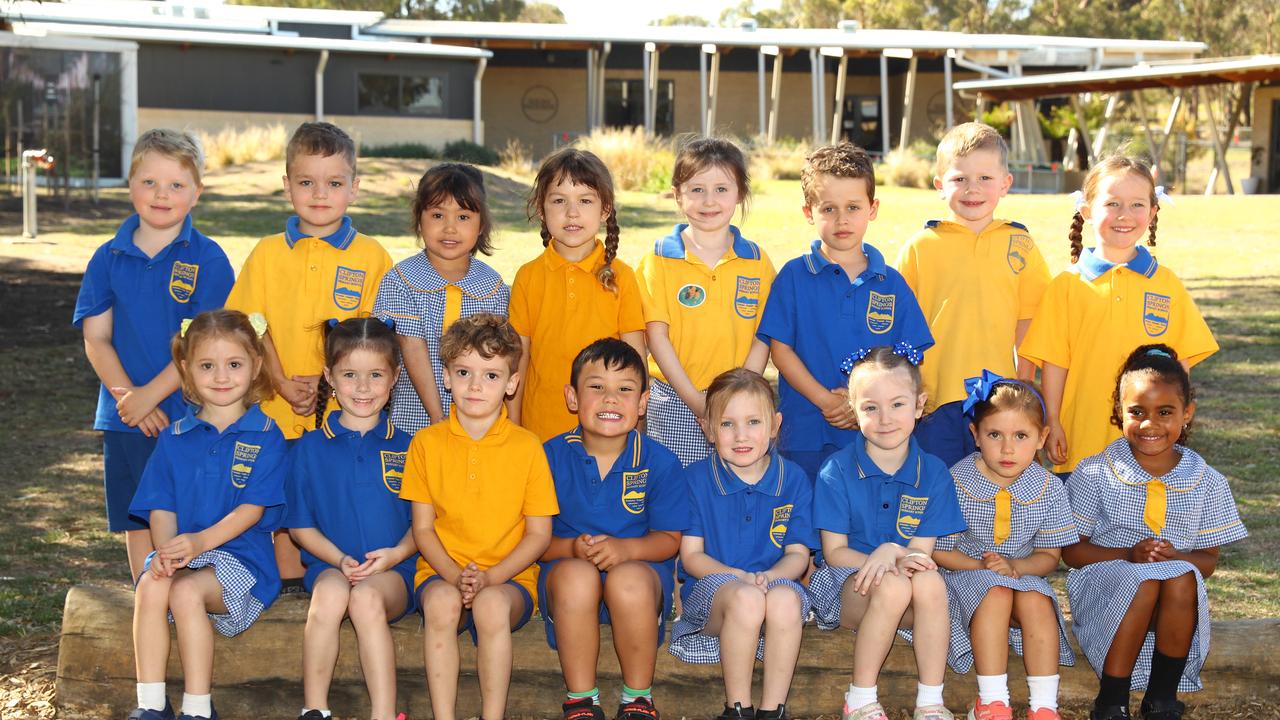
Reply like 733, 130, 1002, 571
1144, 479, 1167, 535
442, 285, 463, 332
993, 488, 1011, 546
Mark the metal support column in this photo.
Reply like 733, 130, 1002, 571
830, 52, 848, 145
766, 48, 782, 146
810, 48, 825, 145
943, 50, 954, 128
879, 53, 891, 155
472, 57, 486, 145
898, 54, 918, 153
315, 49, 329, 121
707, 47, 721, 133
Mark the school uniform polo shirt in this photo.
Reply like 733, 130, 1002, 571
681, 453, 817, 601
1021, 247, 1218, 473
225, 216, 392, 439
73, 214, 234, 432
129, 405, 290, 605
757, 240, 933, 453
813, 433, 966, 554
895, 219, 1050, 407
285, 411, 415, 591
636, 224, 776, 390
398, 409, 559, 600
510, 242, 646, 441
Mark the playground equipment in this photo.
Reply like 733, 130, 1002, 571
20, 148, 55, 239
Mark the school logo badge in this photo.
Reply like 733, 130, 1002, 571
333, 266, 366, 311
769, 504, 793, 548
230, 442, 262, 489
1007, 234, 1033, 274
380, 450, 407, 494
866, 291, 896, 334
896, 495, 928, 539
676, 284, 706, 308
1143, 292, 1171, 337
734, 275, 762, 319
622, 469, 649, 514
168, 261, 199, 303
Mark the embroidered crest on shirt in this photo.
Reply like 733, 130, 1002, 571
769, 504, 793, 548
896, 494, 928, 539
622, 469, 649, 514
1143, 292, 1171, 337
676, 284, 706, 308
230, 442, 262, 489
866, 291, 895, 334
168, 261, 199, 303
381, 450, 407, 493
1007, 234, 1033, 274
333, 266, 367, 311
734, 276, 762, 319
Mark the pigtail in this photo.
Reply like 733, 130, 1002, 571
1147, 209, 1158, 252
539, 222, 552, 247
315, 320, 335, 429
597, 209, 620, 294
1069, 211, 1085, 263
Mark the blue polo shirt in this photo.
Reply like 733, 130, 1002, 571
285, 411, 416, 593
73, 214, 234, 432
813, 433, 965, 555
757, 241, 932, 453
129, 405, 289, 606
680, 453, 818, 602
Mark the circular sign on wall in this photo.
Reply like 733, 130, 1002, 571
521, 85, 559, 123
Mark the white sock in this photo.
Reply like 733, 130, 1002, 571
301, 709, 332, 719
136, 682, 166, 711
181, 693, 212, 718
1027, 674, 1060, 711
916, 682, 945, 708
977, 673, 1010, 705
845, 684, 878, 710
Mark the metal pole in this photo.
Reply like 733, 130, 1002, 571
707, 49, 720, 133
699, 49, 708, 135
879, 54, 890, 155
649, 48, 661, 135
830, 54, 847, 145
1200, 85, 1234, 194
767, 52, 782, 146
810, 48, 824, 145
472, 57, 486, 145
943, 51, 954, 128
757, 49, 766, 138
898, 54, 918, 153
643, 43, 654, 138
315, 49, 329, 121
596, 42, 611, 133
92, 75, 101, 204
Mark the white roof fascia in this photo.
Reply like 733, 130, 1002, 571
954, 55, 1280, 95
0, 28, 138, 53
4, 1, 385, 29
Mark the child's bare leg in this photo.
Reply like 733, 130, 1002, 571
1102, 580, 1159, 676
602, 562, 661, 692
125, 530, 154, 581
971, 586, 1014, 676
303, 570, 351, 712
168, 568, 227, 695
546, 559, 604, 693
904, 569, 949, 685
760, 585, 803, 710
348, 572, 409, 720
841, 573, 911, 688
421, 581, 465, 720
1011, 590, 1060, 676
1153, 573, 1197, 656
703, 580, 766, 707
275, 529, 306, 579
471, 583, 527, 720
133, 571, 175, 683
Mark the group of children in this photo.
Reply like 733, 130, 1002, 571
73, 118, 1246, 720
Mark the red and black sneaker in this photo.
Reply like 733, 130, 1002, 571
615, 696, 660, 720
563, 696, 606, 720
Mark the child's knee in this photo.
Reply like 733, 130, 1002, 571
764, 585, 802, 624
347, 583, 388, 624
421, 583, 464, 628
549, 560, 603, 612
470, 587, 515, 633
602, 562, 659, 610
134, 573, 172, 607
1161, 572, 1198, 606
723, 581, 767, 622
910, 569, 946, 602
868, 572, 912, 607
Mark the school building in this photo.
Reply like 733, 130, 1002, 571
1, 0, 1212, 181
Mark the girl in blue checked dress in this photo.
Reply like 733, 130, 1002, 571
1063, 345, 1247, 720
671, 369, 816, 720
808, 345, 966, 720
128, 310, 289, 720
933, 372, 1077, 720
286, 317, 417, 720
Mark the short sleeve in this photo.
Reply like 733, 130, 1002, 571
521, 443, 560, 517
755, 263, 797, 346
782, 465, 818, 550
224, 242, 268, 315
373, 267, 425, 340
398, 434, 434, 504
644, 447, 688, 532
495, 281, 512, 316
934, 532, 959, 552
283, 442, 317, 529
1192, 468, 1248, 549
1017, 239, 1051, 320
890, 272, 934, 353
130, 433, 178, 520
915, 463, 967, 538
813, 457, 852, 534
1171, 283, 1218, 368
894, 238, 921, 294
73, 244, 115, 327
615, 265, 647, 335
240, 430, 290, 532
1066, 459, 1103, 537
507, 263, 535, 338
635, 253, 669, 326
192, 243, 235, 313
1034, 475, 1079, 548
1019, 273, 1073, 369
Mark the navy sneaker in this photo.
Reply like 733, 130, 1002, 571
127, 699, 175, 720
615, 696, 659, 720
563, 696, 606, 720
176, 703, 217, 720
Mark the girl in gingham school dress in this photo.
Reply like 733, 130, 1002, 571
1062, 345, 1246, 720
933, 372, 1077, 720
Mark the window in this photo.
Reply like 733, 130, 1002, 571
357, 73, 445, 116
605, 79, 673, 136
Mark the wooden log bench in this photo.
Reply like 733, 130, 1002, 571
57, 585, 1280, 719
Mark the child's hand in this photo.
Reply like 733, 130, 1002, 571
157, 533, 203, 568
981, 551, 1018, 578
584, 535, 627, 571
112, 386, 161, 428
819, 388, 857, 429
459, 562, 489, 608
572, 534, 594, 560
138, 407, 171, 438
149, 553, 174, 579
1045, 423, 1068, 465
279, 375, 319, 416
337, 554, 363, 581
1149, 539, 1176, 562
348, 549, 394, 583
751, 571, 772, 592
899, 550, 938, 577
1130, 538, 1170, 564
853, 544, 902, 595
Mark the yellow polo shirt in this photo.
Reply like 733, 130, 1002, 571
895, 219, 1050, 408
1020, 247, 1217, 473
636, 224, 775, 389
225, 218, 392, 438
398, 409, 560, 600
509, 241, 647, 441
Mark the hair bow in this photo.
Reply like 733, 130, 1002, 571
1069, 189, 1085, 212
1154, 185, 1174, 206
1146, 347, 1172, 359
381, 316, 397, 332
326, 318, 340, 329
961, 369, 1047, 419
248, 312, 268, 338
179, 318, 194, 337
839, 341, 924, 376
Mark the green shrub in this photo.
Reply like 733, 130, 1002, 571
362, 142, 439, 159
442, 140, 499, 166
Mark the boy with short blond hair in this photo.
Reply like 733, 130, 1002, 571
400, 313, 559, 720
757, 142, 932, 479
894, 121, 1051, 467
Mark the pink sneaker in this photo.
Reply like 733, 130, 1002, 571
967, 699, 1013, 720
1025, 709, 1061, 720
842, 701, 889, 720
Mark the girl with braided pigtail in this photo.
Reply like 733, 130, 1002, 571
509, 147, 648, 441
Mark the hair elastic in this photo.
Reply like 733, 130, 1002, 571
1145, 348, 1172, 359
961, 369, 1047, 420
248, 313, 268, 338
1154, 185, 1174, 206
839, 341, 924, 375
179, 318, 194, 337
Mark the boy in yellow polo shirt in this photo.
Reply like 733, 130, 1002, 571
400, 313, 559, 720
226, 121, 392, 586
895, 122, 1050, 466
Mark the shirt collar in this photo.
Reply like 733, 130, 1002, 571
109, 214, 194, 257
563, 426, 645, 471
172, 404, 272, 435
1075, 245, 1158, 282
445, 406, 510, 442
654, 223, 759, 261
321, 409, 395, 440
1104, 437, 1205, 489
960, 454, 1051, 503
396, 253, 504, 297
709, 451, 786, 496
802, 239, 887, 279
851, 432, 923, 487
542, 240, 604, 272
285, 215, 356, 250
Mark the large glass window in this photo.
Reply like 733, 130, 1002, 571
357, 73, 445, 116
605, 79, 673, 136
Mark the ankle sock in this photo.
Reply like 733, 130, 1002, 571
181, 693, 212, 718
568, 688, 601, 706
976, 673, 1010, 705
1096, 674, 1131, 709
1026, 674, 1060, 711
1146, 650, 1188, 703
916, 682, 944, 708
136, 682, 166, 711
621, 685, 652, 704
845, 684, 877, 711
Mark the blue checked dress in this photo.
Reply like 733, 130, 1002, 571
646, 379, 712, 467
937, 455, 1077, 673
669, 573, 811, 664
1066, 440, 1247, 691
372, 253, 510, 435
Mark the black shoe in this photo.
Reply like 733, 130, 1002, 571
757, 705, 787, 720
563, 697, 606, 720
279, 578, 308, 597
127, 699, 175, 720
298, 712, 327, 720
717, 703, 755, 720
1091, 705, 1132, 720
615, 696, 659, 720
1139, 698, 1186, 720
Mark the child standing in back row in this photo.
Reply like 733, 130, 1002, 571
637, 136, 775, 466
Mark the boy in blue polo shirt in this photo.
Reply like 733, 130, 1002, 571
74, 128, 234, 580
539, 338, 685, 720
757, 143, 932, 480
